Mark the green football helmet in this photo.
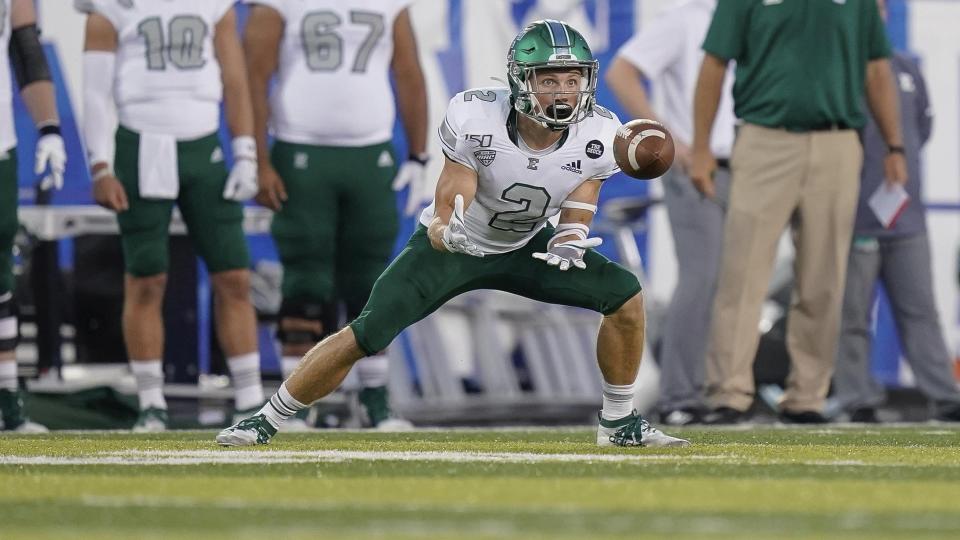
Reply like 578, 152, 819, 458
507, 19, 598, 131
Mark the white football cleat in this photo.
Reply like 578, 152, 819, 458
132, 407, 168, 433
11, 419, 49, 433
375, 417, 415, 432
217, 414, 277, 446
597, 410, 690, 448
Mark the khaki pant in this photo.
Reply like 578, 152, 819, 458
706, 124, 862, 413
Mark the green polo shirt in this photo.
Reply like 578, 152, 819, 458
703, 0, 892, 131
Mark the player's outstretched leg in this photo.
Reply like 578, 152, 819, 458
217, 326, 365, 446
594, 294, 689, 448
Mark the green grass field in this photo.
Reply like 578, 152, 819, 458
1, 426, 959, 539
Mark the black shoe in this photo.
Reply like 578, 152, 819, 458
703, 406, 749, 425
779, 409, 829, 424
849, 407, 879, 423
659, 407, 704, 426
934, 403, 960, 422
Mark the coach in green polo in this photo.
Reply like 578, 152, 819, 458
690, 0, 906, 424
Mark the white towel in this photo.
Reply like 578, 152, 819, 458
138, 132, 179, 199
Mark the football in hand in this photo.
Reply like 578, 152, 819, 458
612, 119, 675, 180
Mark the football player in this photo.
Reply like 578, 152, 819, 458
0, 0, 66, 432
219, 20, 689, 448
243, 0, 428, 429
76, 0, 265, 431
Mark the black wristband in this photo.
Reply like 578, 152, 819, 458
38, 124, 61, 137
887, 145, 905, 155
408, 153, 429, 165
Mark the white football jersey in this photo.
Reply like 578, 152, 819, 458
419, 88, 621, 255
0, 1, 15, 153
75, 0, 234, 137
247, 0, 410, 146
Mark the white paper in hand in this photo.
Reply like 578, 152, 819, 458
868, 183, 910, 229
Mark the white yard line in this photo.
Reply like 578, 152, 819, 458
0, 449, 938, 467
0, 449, 730, 466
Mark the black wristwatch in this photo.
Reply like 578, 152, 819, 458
887, 145, 905, 155
409, 152, 429, 165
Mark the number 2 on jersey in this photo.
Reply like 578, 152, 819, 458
302, 11, 384, 73
488, 184, 552, 233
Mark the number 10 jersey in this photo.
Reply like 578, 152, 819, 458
420, 87, 621, 255
248, 0, 410, 147
75, 0, 235, 138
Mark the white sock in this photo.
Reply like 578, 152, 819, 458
355, 355, 389, 388
227, 352, 265, 411
260, 382, 307, 429
281, 356, 300, 379
601, 380, 636, 421
130, 360, 166, 410
0, 359, 17, 391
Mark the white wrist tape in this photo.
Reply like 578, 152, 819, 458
82, 51, 117, 171
91, 167, 114, 182
551, 223, 590, 245
232, 136, 257, 162
561, 200, 598, 213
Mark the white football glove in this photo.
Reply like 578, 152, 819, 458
532, 236, 602, 271
223, 136, 259, 201
392, 157, 430, 216
442, 194, 484, 258
36, 133, 67, 191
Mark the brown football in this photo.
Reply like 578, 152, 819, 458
612, 119, 675, 180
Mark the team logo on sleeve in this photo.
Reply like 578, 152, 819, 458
585, 140, 604, 159
475, 150, 497, 167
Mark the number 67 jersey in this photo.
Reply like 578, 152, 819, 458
245, 0, 411, 147
421, 87, 622, 255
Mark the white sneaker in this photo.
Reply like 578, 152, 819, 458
597, 410, 690, 448
375, 417, 415, 432
11, 419, 49, 433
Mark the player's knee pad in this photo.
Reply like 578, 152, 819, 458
276, 300, 329, 345
0, 292, 18, 352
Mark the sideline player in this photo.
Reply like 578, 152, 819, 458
0, 0, 67, 432
243, 0, 428, 429
218, 20, 689, 448
76, 0, 265, 431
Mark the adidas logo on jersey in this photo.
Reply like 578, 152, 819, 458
377, 151, 394, 168
210, 147, 224, 164
561, 160, 582, 174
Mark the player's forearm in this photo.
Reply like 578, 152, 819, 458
866, 59, 903, 148
20, 82, 59, 127
396, 70, 428, 157
215, 11, 254, 139
222, 74, 255, 138
247, 74, 272, 164
692, 54, 726, 153
605, 58, 658, 122
243, 6, 282, 165
392, 9, 428, 157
